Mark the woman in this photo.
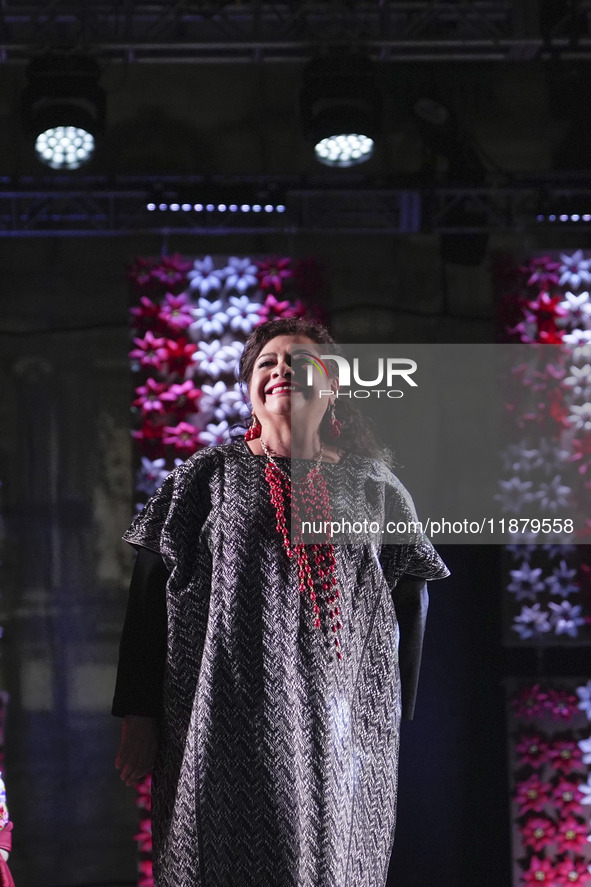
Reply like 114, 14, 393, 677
113, 318, 449, 887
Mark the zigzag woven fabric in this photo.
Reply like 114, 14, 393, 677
122, 440, 448, 887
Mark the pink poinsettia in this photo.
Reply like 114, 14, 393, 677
135, 775, 152, 812
518, 814, 557, 852
554, 813, 588, 852
521, 855, 558, 885
521, 255, 562, 289
158, 293, 194, 333
548, 739, 585, 775
134, 817, 153, 853
129, 331, 170, 372
515, 734, 551, 769
137, 858, 154, 887
160, 380, 202, 416
162, 422, 201, 454
133, 378, 169, 415
256, 257, 293, 294
544, 688, 580, 721
151, 253, 192, 288
514, 774, 553, 814
552, 778, 585, 813
511, 684, 550, 720
555, 856, 591, 885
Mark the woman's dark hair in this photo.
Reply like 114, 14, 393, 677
238, 317, 389, 461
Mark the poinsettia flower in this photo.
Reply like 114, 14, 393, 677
132, 423, 165, 458
162, 422, 201, 454
199, 421, 232, 447
495, 477, 534, 513
513, 604, 551, 639
580, 775, 591, 805
164, 337, 197, 377
542, 544, 576, 559
158, 293, 194, 333
256, 257, 293, 294
566, 403, 591, 432
222, 257, 258, 293
160, 380, 201, 416
515, 733, 550, 769
191, 340, 236, 379
258, 293, 295, 321
563, 329, 591, 346
190, 298, 229, 339
537, 327, 565, 344
514, 774, 553, 814
134, 817, 153, 852
554, 857, 591, 886
559, 249, 591, 289
548, 739, 585, 775
577, 736, 591, 764
135, 457, 169, 496
129, 330, 169, 371
137, 858, 154, 887
545, 687, 581, 721
532, 476, 572, 511
130, 295, 161, 328
569, 436, 591, 476
552, 778, 585, 812
521, 255, 561, 288
528, 290, 570, 324
518, 814, 556, 852
226, 295, 262, 334
199, 381, 229, 419
127, 256, 154, 288
558, 291, 591, 328
187, 256, 225, 296
564, 364, 591, 399
135, 774, 152, 811
501, 442, 543, 474
506, 544, 538, 560
218, 383, 250, 422
508, 562, 546, 601
150, 253, 192, 287
133, 377, 169, 415
521, 855, 557, 886
511, 684, 550, 719
576, 681, 591, 719
544, 561, 579, 598
548, 600, 585, 637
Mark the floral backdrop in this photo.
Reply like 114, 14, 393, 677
498, 250, 591, 885
127, 252, 324, 886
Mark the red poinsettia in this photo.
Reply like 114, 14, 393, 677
515, 734, 551, 769
511, 684, 550, 720
256, 257, 293, 294
130, 296, 163, 332
547, 739, 585, 775
135, 775, 152, 812
554, 813, 588, 852
518, 814, 557, 852
158, 293, 194, 334
151, 253, 192, 289
544, 688, 580, 722
514, 774, 553, 814
521, 855, 558, 885
137, 858, 154, 887
132, 423, 165, 458
554, 856, 591, 886
552, 778, 585, 813
127, 257, 155, 289
163, 337, 197, 378
134, 817, 153, 853
521, 255, 562, 289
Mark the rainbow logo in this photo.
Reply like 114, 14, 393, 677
298, 350, 329, 381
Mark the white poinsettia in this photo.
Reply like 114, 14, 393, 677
199, 421, 232, 447
578, 776, 591, 804
217, 383, 250, 422
191, 340, 236, 379
506, 544, 538, 560
532, 476, 572, 511
507, 561, 546, 600
222, 257, 258, 294
559, 250, 591, 290
512, 604, 551, 639
566, 403, 591, 432
547, 600, 585, 637
187, 256, 226, 296
563, 364, 591, 399
558, 291, 591, 328
199, 381, 229, 419
136, 457, 170, 496
563, 329, 591, 346
190, 297, 229, 339
576, 681, 591, 719
226, 295, 262, 334
500, 442, 543, 474
495, 477, 534, 513
544, 560, 579, 598
218, 340, 245, 378
542, 543, 576, 559
578, 736, 591, 764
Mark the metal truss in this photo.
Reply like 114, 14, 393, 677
2, 174, 591, 237
1, 1, 590, 65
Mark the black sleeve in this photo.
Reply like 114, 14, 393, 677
391, 574, 429, 722
111, 547, 169, 718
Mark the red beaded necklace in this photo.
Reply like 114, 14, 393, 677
261, 439, 343, 660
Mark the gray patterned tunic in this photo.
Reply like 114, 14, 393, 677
120, 439, 448, 887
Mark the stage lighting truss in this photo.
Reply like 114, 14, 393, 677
535, 192, 591, 225
145, 188, 288, 219
22, 54, 105, 171
300, 55, 382, 168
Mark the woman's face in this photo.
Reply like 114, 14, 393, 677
248, 334, 336, 434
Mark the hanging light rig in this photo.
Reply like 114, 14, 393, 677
300, 54, 382, 168
22, 54, 106, 171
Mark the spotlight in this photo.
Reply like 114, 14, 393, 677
300, 55, 382, 168
22, 54, 105, 170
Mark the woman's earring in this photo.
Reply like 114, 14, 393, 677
328, 403, 342, 439
245, 414, 262, 440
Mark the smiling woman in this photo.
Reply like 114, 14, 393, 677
113, 317, 449, 887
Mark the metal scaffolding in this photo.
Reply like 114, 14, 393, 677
1, 1, 590, 64
2, 174, 591, 236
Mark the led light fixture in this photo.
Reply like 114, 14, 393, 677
22, 54, 105, 170
300, 55, 382, 168
535, 194, 591, 225
145, 187, 287, 216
